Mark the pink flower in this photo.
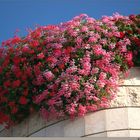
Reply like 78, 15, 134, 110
68, 30, 78, 37
125, 51, 133, 61
70, 82, 80, 91
54, 43, 63, 49
100, 39, 107, 45
102, 16, 110, 23
48, 99, 56, 106
81, 26, 88, 32
91, 68, 99, 75
61, 83, 69, 91
92, 45, 103, 55
101, 97, 108, 102
34, 90, 48, 104
99, 72, 107, 80
93, 96, 100, 101
43, 71, 54, 81
49, 107, 58, 119
53, 49, 62, 57
40, 107, 49, 120
78, 105, 86, 117
66, 104, 76, 116
113, 12, 124, 20
84, 83, 94, 93
66, 66, 77, 74
88, 37, 97, 43
83, 62, 91, 71
35, 75, 45, 85
76, 37, 82, 45
113, 32, 121, 38
123, 38, 131, 45
78, 69, 86, 75
79, 13, 88, 18
99, 102, 109, 108
86, 105, 97, 111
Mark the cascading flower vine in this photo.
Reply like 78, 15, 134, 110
0, 13, 140, 128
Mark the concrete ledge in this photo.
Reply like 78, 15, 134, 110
119, 67, 140, 86
1, 107, 140, 137
29, 107, 140, 137
86, 129, 140, 137
0, 126, 4, 132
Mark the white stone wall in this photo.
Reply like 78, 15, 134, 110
0, 67, 140, 137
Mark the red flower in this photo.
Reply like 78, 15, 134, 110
23, 89, 28, 96
0, 112, 10, 124
0, 86, 2, 92
2, 59, 9, 67
19, 96, 27, 105
21, 57, 27, 63
8, 101, 15, 107
11, 36, 21, 45
30, 40, 39, 47
31, 29, 41, 39
8, 102, 18, 114
63, 47, 73, 55
59, 63, 65, 70
30, 107, 35, 113
28, 49, 35, 54
126, 30, 133, 34
22, 46, 30, 53
21, 74, 27, 81
12, 80, 21, 88
4, 80, 11, 88
0, 96, 8, 103
127, 61, 134, 68
37, 52, 45, 59
0, 67, 3, 74
53, 68, 59, 73
11, 106, 18, 114
13, 57, 20, 65
125, 51, 134, 68
16, 71, 22, 78
25, 67, 32, 77
5, 72, 11, 78
34, 65, 41, 76
45, 25, 56, 30
134, 37, 140, 47
129, 14, 136, 20
119, 32, 125, 39
46, 56, 55, 63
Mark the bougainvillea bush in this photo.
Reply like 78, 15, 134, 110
0, 13, 140, 128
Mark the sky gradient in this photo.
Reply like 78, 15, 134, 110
0, 0, 140, 44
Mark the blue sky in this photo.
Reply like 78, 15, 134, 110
0, 0, 140, 44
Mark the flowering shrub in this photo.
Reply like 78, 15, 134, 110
0, 13, 140, 128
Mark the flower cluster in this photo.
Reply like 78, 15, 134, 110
0, 13, 139, 128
